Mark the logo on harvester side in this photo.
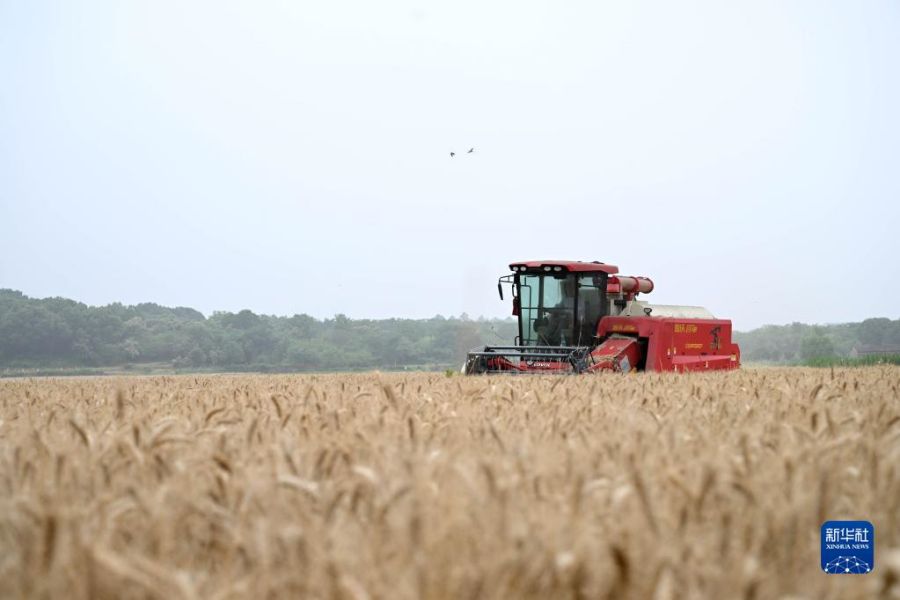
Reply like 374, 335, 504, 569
821, 521, 874, 574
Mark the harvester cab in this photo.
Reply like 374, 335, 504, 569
465, 260, 740, 374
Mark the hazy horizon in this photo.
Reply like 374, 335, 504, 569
4, 285, 897, 334
3, 1, 898, 330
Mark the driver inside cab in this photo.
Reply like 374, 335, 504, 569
535, 277, 578, 346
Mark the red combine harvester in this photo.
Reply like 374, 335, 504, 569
464, 260, 740, 374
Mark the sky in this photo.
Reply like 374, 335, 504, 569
1, 1, 898, 331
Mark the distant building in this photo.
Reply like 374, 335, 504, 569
849, 345, 900, 358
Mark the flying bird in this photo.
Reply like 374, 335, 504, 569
450, 152, 455, 157
467, 147, 474, 153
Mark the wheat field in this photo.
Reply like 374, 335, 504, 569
0, 367, 898, 599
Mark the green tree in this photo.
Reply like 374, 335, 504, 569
858, 318, 892, 347
801, 330, 835, 360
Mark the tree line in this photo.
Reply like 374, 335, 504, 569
0, 289, 897, 371
734, 319, 900, 363
0, 289, 516, 371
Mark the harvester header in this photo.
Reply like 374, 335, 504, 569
465, 259, 740, 374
